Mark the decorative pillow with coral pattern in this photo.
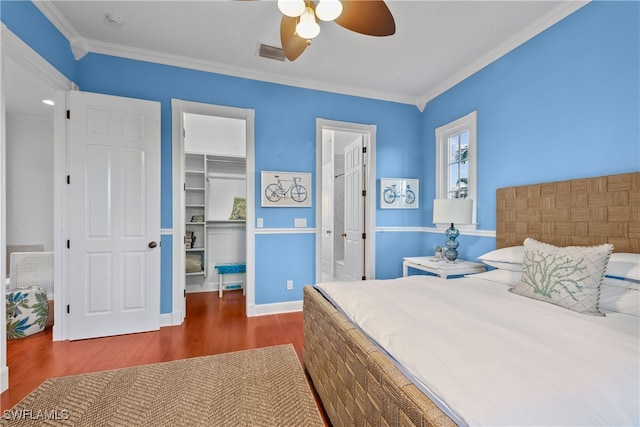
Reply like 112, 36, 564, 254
510, 238, 613, 315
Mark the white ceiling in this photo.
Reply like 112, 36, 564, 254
6, 0, 587, 118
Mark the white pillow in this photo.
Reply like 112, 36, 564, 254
480, 260, 523, 272
511, 238, 613, 315
606, 253, 640, 281
600, 277, 639, 316
477, 246, 524, 272
466, 269, 521, 287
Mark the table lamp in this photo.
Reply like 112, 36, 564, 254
433, 198, 473, 263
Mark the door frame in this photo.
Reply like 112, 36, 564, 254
1, 24, 74, 391
315, 119, 376, 283
171, 100, 255, 321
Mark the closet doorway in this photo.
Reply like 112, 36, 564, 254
172, 101, 255, 321
315, 119, 376, 283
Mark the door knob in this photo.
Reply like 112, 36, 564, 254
326, 230, 331, 234
341, 233, 347, 237
148, 241, 158, 249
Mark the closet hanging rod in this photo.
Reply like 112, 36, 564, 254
206, 156, 245, 164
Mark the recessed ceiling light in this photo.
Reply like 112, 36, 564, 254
42, 99, 55, 106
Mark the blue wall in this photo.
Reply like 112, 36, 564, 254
420, 0, 640, 262
72, 55, 423, 305
3, 1, 638, 309
1, 1, 77, 81
1, 1, 424, 309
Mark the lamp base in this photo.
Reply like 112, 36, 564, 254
444, 249, 459, 263
444, 222, 460, 263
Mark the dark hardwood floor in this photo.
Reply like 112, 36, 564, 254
1, 290, 325, 421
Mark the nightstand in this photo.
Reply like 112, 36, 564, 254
403, 257, 486, 279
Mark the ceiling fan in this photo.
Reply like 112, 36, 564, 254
278, 0, 396, 61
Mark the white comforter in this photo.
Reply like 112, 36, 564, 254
316, 276, 639, 426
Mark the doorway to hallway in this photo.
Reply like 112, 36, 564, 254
315, 119, 376, 284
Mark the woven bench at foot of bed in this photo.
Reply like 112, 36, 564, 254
303, 285, 455, 427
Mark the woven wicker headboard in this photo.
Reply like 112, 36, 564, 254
496, 172, 640, 253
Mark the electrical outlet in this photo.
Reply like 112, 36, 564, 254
286, 280, 293, 290
294, 218, 307, 228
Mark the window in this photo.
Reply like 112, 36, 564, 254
435, 111, 477, 228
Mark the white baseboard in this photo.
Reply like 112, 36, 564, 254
186, 280, 244, 294
248, 300, 303, 317
160, 310, 184, 327
186, 283, 216, 294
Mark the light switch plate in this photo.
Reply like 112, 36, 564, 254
256, 218, 264, 228
294, 218, 307, 228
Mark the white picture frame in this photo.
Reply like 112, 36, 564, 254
380, 178, 419, 209
261, 171, 312, 207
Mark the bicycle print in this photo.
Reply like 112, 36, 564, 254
261, 171, 312, 207
383, 183, 415, 205
380, 178, 419, 209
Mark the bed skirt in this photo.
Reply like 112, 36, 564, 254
303, 285, 455, 426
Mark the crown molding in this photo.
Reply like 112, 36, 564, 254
31, 0, 417, 106
32, 0, 88, 59
1, 23, 73, 91
83, 37, 417, 106
416, 0, 590, 109
32, 0, 81, 44
32, 0, 589, 111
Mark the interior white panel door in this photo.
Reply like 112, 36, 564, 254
344, 136, 365, 281
68, 90, 161, 340
321, 162, 334, 274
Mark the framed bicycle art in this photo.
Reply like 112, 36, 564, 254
380, 178, 419, 209
261, 171, 312, 207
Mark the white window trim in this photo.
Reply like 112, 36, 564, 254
435, 111, 477, 230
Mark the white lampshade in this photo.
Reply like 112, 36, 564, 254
315, 0, 343, 21
296, 7, 321, 39
433, 198, 473, 225
278, 0, 305, 17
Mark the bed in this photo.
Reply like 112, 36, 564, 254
303, 172, 640, 426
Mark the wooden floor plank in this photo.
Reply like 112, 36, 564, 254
1, 291, 316, 416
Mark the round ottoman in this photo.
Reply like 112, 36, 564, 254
6, 286, 49, 339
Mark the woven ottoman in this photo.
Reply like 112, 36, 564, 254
6, 286, 49, 339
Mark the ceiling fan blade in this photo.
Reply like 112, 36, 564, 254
280, 15, 308, 61
334, 0, 395, 37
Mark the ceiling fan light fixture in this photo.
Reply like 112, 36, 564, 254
278, 0, 305, 17
296, 6, 320, 39
315, 0, 343, 21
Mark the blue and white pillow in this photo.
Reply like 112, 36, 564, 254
511, 238, 613, 315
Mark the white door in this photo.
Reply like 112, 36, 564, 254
68, 91, 161, 340
321, 162, 334, 274
344, 136, 365, 281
